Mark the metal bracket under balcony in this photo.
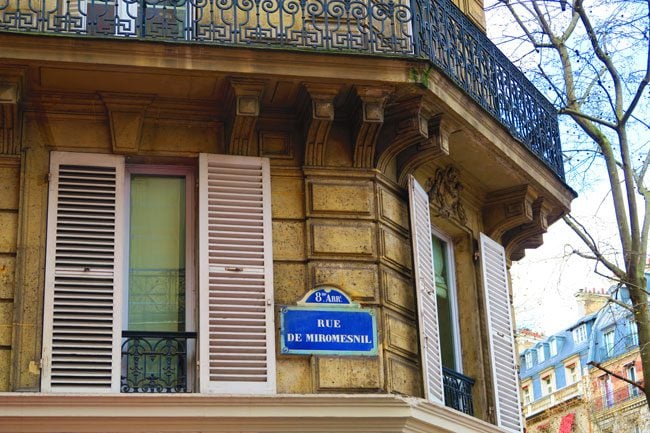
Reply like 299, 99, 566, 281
121, 330, 196, 393
0, 0, 564, 181
443, 367, 475, 416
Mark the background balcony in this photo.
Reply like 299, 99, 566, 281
0, 0, 564, 181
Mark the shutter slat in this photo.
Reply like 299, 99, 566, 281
199, 154, 276, 394
42, 152, 124, 393
480, 233, 523, 433
408, 176, 444, 404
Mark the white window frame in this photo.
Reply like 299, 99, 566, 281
541, 373, 554, 396
628, 319, 639, 346
627, 365, 639, 397
430, 226, 463, 372
122, 164, 197, 390
549, 339, 557, 357
537, 345, 546, 363
572, 324, 587, 344
525, 351, 533, 369
564, 362, 580, 385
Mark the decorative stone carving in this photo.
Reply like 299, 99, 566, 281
302, 83, 341, 166
226, 77, 266, 156
352, 85, 392, 168
424, 166, 467, 224
0, 80, 21, 155
100, 93, 154, 154
374, 95, 430, 173
396, 114, 452, 186
482, 185, 537, 242
503, 198, 550, 261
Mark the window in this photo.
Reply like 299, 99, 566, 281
41, 152, 276, 394
600, 375, 613, 408
409, 177, 523, 432
604, 328, 615, 357
541, 374, 554, 396
525, 351, 533, 369
537, 345, 546, 363
549, 339, 557, 357
627, 365, 639, 397
572, 324, 587, 344
522, 386, 531, 404
565, 363, 580, 384
628, 319, 639, 346
431, 230, 461, 372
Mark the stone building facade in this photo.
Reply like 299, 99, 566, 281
0, 0, 574, 431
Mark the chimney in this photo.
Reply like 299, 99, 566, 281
575, 288, 609, 315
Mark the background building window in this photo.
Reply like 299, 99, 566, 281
627, 319, 639, 346
572, 324, 587, 344
549, 339, 557, 357
627, 365, 639, 397
537, 346, 546, 363
525, 351, 533, 369
604, 329, 615, 357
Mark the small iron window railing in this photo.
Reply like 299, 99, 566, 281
443, 367, 475, 416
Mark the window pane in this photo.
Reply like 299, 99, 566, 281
432, 236, 456, 370
128, 175, 186, 332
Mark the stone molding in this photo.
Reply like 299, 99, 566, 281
302, 82, 342, 166
100, 93, 155, 154
226, 77, 266, 156
482, 185, 537, 242
352, 85, 393, 168
0, 78, 21, 155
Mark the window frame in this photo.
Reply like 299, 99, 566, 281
525, 351, 533, 369
572, 324, 587, 344
537, 345, 546, 363
603, 328, 615, 357
430, 226, 463, 373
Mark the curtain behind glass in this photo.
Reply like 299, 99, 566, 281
128, 175, 186, 332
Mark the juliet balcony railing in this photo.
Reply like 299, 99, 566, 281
442, 367, 474, 416
523, 381, 583, 418
121, 330, 196, 393
0, 0, 564, 180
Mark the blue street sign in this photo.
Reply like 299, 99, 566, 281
280, 307, 377, 356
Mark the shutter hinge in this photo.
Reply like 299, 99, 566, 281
266, 298, 272, 306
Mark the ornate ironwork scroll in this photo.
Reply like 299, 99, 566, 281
442, 367, 475, 416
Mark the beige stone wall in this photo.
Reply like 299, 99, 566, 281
0, 157, 19, 391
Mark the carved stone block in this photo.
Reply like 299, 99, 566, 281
380, 267, 416, 316
379, 227, 412, 273
309, 221, 376, 259
310, 262, 379, 302
271, 176, 305, 219
260, 130, 293, 159
307, 180, 374, 217
386, 353, 422, 397
272, 220, 306, 261
0, 255, 15, 299
383, 310, 419, 357
377, 187, 409, 233
316, 357, 381, 390
273, 262, 307, 305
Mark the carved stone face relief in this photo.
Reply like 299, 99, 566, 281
425, 166, 467, 224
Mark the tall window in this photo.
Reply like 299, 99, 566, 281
565, 363, 579, 384
627, 365, 639, 397
628, 319, 639, 346
537, 346, 546, 363
601, 375, 613, 408
431, 231, 461, 371
541, 374, 553, 396
525, 351, 533, 369
604, 329, 615, 357
522, 386, 531, 404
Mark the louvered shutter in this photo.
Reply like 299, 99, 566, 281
408, 175, 444, 404
42, 152, 124, 393
479, 233, 523, 433
198, 153, 276, 394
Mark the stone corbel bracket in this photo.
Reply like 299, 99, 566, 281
226, 77, 266, 156
503, 198, 550, 261
352, 85, 393, 168
0, 80, 21, 155
482, 185, 538, 243
302, 83, 342, 167
100, 93, 155, 154
396, 114, 453, 187
374, 95, 431, 174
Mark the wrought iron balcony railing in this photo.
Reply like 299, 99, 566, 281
121, 330, 196, 393
443, 367, 474, 416
0, 0, 564, 180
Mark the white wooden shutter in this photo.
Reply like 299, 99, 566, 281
198, 153, 276, 394
408, 175, 444, 404
42, 151, 124, 393
479, 233, 523, 433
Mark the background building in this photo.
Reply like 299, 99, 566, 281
0, 0, 574, 432
519, 280, 649, 433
